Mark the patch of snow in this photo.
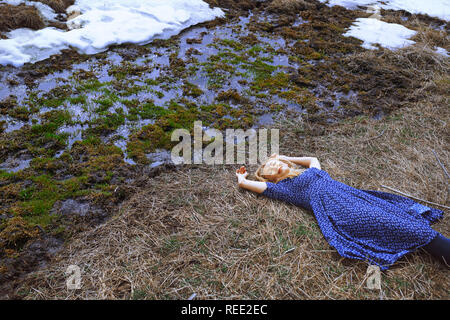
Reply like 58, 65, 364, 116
320, 1, 449, 50
319, 0, 450, 21
435, 47, 449, 57
344, 18, 417, 50
321, 0, 376, 10
381, 0, 450, 21
0, 0, 224, 67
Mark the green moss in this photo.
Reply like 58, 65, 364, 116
254, 92, 268, 98
0, 216, 39, 249
217, 51, 246, 65
250, 72, 289, 94
182, 81, 204, 98
81, 135, 102, 146
87, 108, 125, 135
21, 198, 56, 217
216, 89, 246, 104
42, 97, 66, 108
150, 89, 164, 99
120, 84, 143, 97
120, 99, 140, 108
128, 101, 169, 121
76, 79, 108, 92
126, 124, 168, 163
4, 168, 101, 229
8, 106, 31, 121
247, 45, 264, 57
22, 110, 72, 154
32, 110, 72, 136
108, 62, 150, 81
68, 95, 87, 105
30, 157, 63, 173
0, 170, 16, 181
145, 78, 160, 86
125, 101, 203, 162
94, 97, 116, 113
268, 104, 283, 113
218, 39, 245, 51
245, 58, 277, 80
45, 84, 73, 99
101, 112, 126, 131
169, 52, 186, 76
201, 53, 239, 88
13, 174, 58, 220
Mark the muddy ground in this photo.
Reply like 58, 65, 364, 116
0, 0, 449, 298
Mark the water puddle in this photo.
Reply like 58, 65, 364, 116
0, 11, 358, 169
0, 155, 32, 173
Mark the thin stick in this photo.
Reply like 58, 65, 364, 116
362, 128, 386, 142
432, 149, 450, 181
380, 185, 450, 210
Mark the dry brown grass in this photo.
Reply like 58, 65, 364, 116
0, 4, 45, 33
267, 0, 316, 14
17, 72, 449, 299
0, 1, 75, 34
31, 0, 75, 13
379, 12, 449, 52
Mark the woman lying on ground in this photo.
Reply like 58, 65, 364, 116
235, 154, 449, 270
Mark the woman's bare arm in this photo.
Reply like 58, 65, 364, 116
236, 167, 267, 194
282, 156, 321, 169
238, 178, 267, 194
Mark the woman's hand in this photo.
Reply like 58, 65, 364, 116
236, 166, 248, 185
235, 166, 267, 194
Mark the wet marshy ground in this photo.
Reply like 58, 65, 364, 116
0, 11, 363, 169
0, 0, 448, 297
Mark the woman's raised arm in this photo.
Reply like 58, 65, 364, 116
236, 167, 267, 194
281, 156, 321, 169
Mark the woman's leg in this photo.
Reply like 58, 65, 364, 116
423, 233, 450, 267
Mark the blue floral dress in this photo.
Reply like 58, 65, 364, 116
262, 168, 444, 270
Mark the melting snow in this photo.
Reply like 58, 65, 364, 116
435, 47, 449, 56
319, 0, 450, 21
344, 18, 417, 50
0, 0, 224, 67
319, 0, 449, 50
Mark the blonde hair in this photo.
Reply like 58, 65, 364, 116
255, 155, 306, 183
